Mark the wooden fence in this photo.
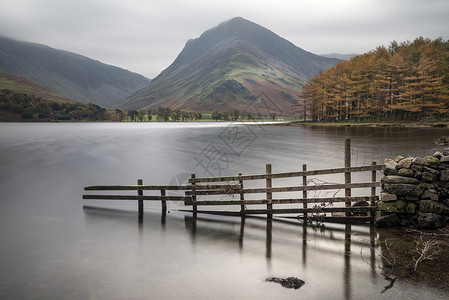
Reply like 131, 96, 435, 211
83, 139, 385, 223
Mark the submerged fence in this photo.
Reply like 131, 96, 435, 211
83, 139, 385, 223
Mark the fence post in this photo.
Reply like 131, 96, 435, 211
239, 173, 245, 216
370, 161, 377, 223
344, 139, 351, 217
137, 179, 143, 217
302, 164, 307, 221
191, 173, 197, 217
161, 189, 167, 213
266, 164, 272, 219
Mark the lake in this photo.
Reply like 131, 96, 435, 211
1, 122, 449, 299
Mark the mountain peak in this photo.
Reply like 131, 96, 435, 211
120, 18, 340, 113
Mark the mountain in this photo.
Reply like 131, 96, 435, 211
0, 36, 150, 108
320, 53, 358, 60
0, 69, 74, 103
120, 17, 340, 114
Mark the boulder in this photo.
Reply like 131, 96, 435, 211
382, 183, 422, 196
383, 159, 398, 175
394, 155, 405, 163
422, 172, 438, 183
374, 212, 400, 227
416, 212, 446, 229
420, 190, 439, 201
422, 166, 440, 175
412, 157, 424, 166
398, 168, 414, 177
381, 175, 419, 185
440, 170, 449, 181
419, 200, 449, 215
381, 193, 397, 202
423, 156, 440, 169
440, 156, 449, 163
433, 151, 443, 159
378, 200, 416, 214
396, 157, 413, 169
411, 164, 423, 172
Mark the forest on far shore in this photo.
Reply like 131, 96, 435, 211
296, 37, 449, 122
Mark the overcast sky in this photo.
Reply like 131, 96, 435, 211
1, 0, 448, 79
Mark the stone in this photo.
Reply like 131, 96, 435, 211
423, 156, 440, 169
382, 183, 422, 196
433, 151, 443, 159
416, 212, 446, 229
381, 193, 397, 201
421, 190, 439, 201
383, 159, 398, 175
397, 168, 414, 177
396, 157, 413, 169
266, 277, 305, 289
378, 200, 416, 214
374, 212, 400, 227
440, 170, 449, 181
412, 157, 424, 166
422, 166, 440, 175
381, 175, 419, 185
440, 156, 449, 163
435, 184, 449, 200
405, 195, 419, 201
421, 172, 438, 183
419, 182, 435, 190
419, 200, 449, 215
394, 155, 405, 163
411, 164, 423, 172
413, 171, 422, 180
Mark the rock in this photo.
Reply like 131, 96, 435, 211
378, 200, 416, 214
419, 200, 449, 215
421, 190, 439, 201
383, 183, 422, 196
411, 164, 423, 172
396, 157, 413, 169
412, 157, 424, 166
435, 184, 449, 200
417, 212, 446, 229
381, 176, 419, 185
374, 212, 400, 227
394, 155, 405, 163
381, 193, 397, 201
413, 171, 422, 180
352, 200, 369, 216
423, 156, 440, 169
440, 170, 449, 181
433, 151, 443, 159
419, 182, 435, 190
423, 166, 440, 175
422, 172, 438, 183
405, 195, 419, 201
440, 156, 449, 163
266, 277, 305, 289
397, 168, 414, 177
383, 159, 398, 175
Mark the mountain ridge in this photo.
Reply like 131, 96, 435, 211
120, 17, 340, 114
0, 36, 150, 108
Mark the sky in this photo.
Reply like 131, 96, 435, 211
1, 0, 448, 79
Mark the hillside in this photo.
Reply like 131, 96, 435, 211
298, 37, 449, 122
120, 17, 340, 114
0, 69, 74, 103
0, 36, 150, 108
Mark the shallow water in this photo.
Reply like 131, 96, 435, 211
1, 122, 449, 299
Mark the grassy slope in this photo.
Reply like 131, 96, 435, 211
0, 69, 75, 103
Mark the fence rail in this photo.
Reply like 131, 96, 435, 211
83, 139, 384, 224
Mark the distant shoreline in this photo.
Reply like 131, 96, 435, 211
274, 121, 449, 129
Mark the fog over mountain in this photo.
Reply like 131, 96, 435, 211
0, 36, 150, 108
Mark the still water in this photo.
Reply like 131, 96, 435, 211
1, 122, 449, 299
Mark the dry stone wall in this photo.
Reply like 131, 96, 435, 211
377, 152, 449, 229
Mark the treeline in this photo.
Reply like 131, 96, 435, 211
0, 89, 107, 121
297, 37, 449, 122
123, 107, 277, 122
